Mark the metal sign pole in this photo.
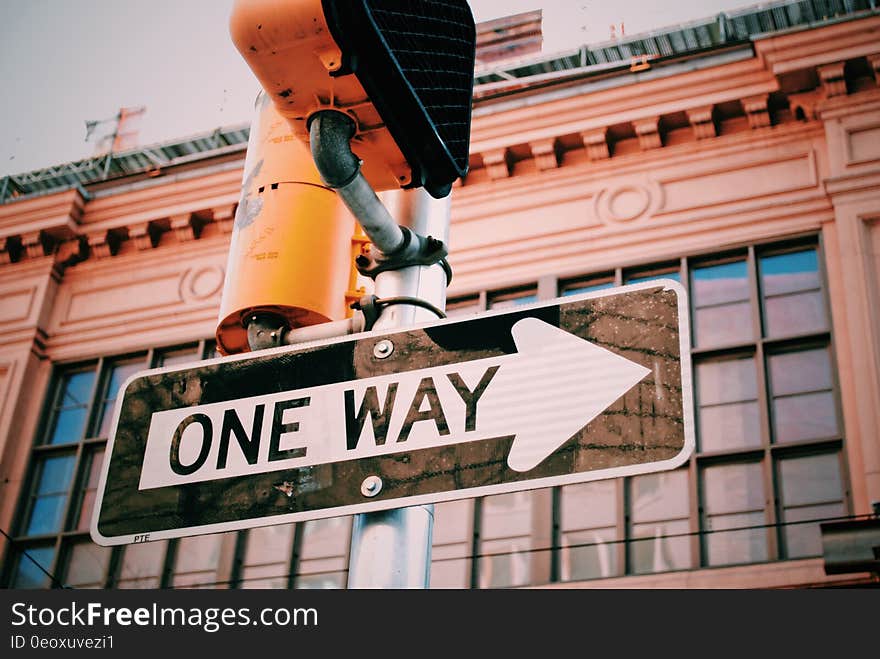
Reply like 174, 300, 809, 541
346, 187, 451, 589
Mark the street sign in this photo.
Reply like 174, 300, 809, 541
91, 279, 694, 546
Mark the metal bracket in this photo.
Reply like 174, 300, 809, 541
354, 226, 451, 282
351, 293, 447, 331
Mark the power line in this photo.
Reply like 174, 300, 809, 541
162, 512, 876, 589
0, 526, 68, 589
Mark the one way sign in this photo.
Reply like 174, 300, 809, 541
91, 279, 694, 546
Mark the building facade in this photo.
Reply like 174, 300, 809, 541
1, 1, 879, 588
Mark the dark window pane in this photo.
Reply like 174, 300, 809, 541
561, 480, 616, 530
560, 481, 619, 581
118, 541, 167, 589
76, 448, 106, 531
778, 453, 845, 558
772, 392, 838, 443
769, 348, 838, 443
699, 402, 762, 452
760, 249, 826, 337
11, 546, 56, 588
172, 533, 225, 589
698, 358, 757, 406
25, 455, 76, 535
562, 280, 615, 296
488, 292, 538, 309
96, 361, 144, 438
46, 370, 95, 445
782, 502, 846, 558
694, 302, 753, 347
445, 297, 481, 318
479, 491, 539, 588
631, 470, 689, 521
61, 371, 95, 408
760, 250, 819, 296
702, 462, 767, 566
431, 500, 472, 588
158, 347, 201, 367
65, 541, 112, 588
48, 408, 89, 446
697, 358, 761, 451
240, 523, 295, 589
763, 291, 827, 336
703, 462, 765, 515
769, 348, 833, 396
625, 271, 680, 285
629, 470, 691, 574
779, 453, 843, 506
561, 527, 619, 581
295, 517, 351, 590
704, 512, 769, 565
630, 519, 690, 574
691, 261, 749, 306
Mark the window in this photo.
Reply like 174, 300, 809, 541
690, 259, 751, 348
293, 517, 351, 589
430, 500, 473, 588
3, 340, 223, 589
559, 481, 619, 581
777, 452, 845, 558
702, 461, 768, 566
767, 347, 838, 444
759, 249, 826, 337
478, 491, 541, 588
561, 273, 616, 296
696, 356, 761, 452
488, 287, 538, 310
239, 523, 296, 589
628, 470, 691, 574
3, 238, 849, 589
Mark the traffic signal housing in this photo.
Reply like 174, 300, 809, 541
229, 0, 476, 198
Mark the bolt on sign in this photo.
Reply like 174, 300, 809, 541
91, 280, 694, 546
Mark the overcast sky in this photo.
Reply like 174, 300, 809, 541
0, 0, 761, 178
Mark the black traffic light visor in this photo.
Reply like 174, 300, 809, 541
322, 0, 476, 199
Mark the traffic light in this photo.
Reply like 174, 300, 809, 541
228, 0, 477, 198
215, 92, 359, 355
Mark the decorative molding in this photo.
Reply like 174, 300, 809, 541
594, 181, 662, 224
742, 94, 771, 129
128, 222, 155, 251
86, 231, 112, 260
686, 106, 717, 139
21, 232, 46, 260
788, 89, 824, 121
633, 117, 663, 150
482, 148, 512, 179
528, 139, 560, 171
212, 204, 236, 234
580, 128, 610, 160
170, 213, 197, 242
818, 61, 847, 98
179, 265, 226, 303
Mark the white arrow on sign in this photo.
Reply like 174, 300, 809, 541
137, 318, 650, 490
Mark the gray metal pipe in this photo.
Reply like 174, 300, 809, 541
309, 111, 406, 255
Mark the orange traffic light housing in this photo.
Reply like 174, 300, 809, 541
215, 92, 358, 355
229, 0, 476, 198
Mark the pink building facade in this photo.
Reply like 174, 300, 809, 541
1, 2, 878, 588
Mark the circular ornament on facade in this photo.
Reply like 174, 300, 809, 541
180, 265, 225, 302
594, 181, 662, 225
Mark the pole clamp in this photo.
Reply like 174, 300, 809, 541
354, 226, 452, 284
351, 294, 447, 331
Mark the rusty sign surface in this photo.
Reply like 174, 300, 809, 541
91, 280, 694, 546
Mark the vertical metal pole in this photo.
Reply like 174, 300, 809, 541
346, 187, 452, 589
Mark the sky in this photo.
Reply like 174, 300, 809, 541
0, 0, 763, 178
